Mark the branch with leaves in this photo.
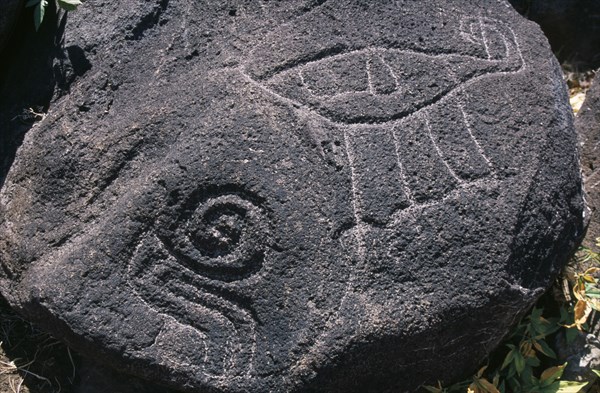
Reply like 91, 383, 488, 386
424, 306, 588, 393
424, 241, 600, 393
564, 245, 600, 331
25, 0, 82, 31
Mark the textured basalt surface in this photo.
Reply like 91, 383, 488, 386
579, 79, 600, 244
0, 1, 585, 392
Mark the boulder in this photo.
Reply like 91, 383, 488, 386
0, 1, 585, 392
579, 80, 600, 243
508, 0, 600, 69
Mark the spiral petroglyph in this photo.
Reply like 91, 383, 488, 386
0, 1, 583, 392
128, 192, 270, 378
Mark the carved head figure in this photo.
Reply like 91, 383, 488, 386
0, 1, 583, 392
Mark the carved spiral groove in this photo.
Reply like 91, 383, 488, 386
156, 193, 269, 281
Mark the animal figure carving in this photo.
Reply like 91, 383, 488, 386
128, 15, 527, 380
129, 193, 268, 379
243, 16, 523, 225
0, 1, 582, 392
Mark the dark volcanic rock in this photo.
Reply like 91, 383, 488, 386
579, 79, 600, 244
508, 0, 600, 69
75, 358, 180, 393
0, 1, 585, 392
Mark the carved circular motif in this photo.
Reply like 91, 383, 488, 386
156, 193, 270, 280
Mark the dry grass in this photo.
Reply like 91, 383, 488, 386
0, 298, 77, 393
565, 66, 597, 114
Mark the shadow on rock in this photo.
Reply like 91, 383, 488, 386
0, 295, 77, 393
508, 0, 600, 70
0, 0, 63, 189
0, 295, 180, 393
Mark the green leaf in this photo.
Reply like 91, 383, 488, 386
507, 377, 521, 393
540, 381, 561, 393
534, 339, 557, 359
559, 307, 571, 324
531, 308, 544, 320
476, 378, 500, 393
554, 381, 588, 393
592, 369, 600, 378
514, 351, 526, 376
506, 363, 517, 379
526, 355, 541, 367
521, 365, 535, 387
546, 317, 562, 334
584, 283, 600, 298
566, 327, 578, 344
501, 348, 516, 370
540, 365, 565, 387
531, 316, 554, 337
58, 0, 81, 11
33, 0, 47, 32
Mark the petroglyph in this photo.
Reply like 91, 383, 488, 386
243, 17, 522, 227
127, 193, 269, 378
0, 1, 584, 391
245, 17, 524, 125
156, 193, 269, 279
134, 20, 527, 375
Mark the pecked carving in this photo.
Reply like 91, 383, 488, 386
155, 192, 270, 280
0, 2, 583, 393
129, 234, 258, 379
240, 16, 523, 226
243, 17, 524, 125
127, 191, 272, 378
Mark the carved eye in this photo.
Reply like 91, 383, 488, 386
253, 48, 459, 124
187, 196, 257, 258
188, 204, 244, 257
157, 193, 270, 280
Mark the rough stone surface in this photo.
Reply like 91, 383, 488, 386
557, 330, 600, 383
75, 358, 180, 393
0, 1, 585, 392
579, 79, 600, 245
508, 0, 600, 69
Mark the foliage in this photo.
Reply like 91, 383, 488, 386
563, 265, 600, 331
423, 306, 587, 393
563, 243, 600, 331
25, 0, 82, 31
423, 240, 600, 393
